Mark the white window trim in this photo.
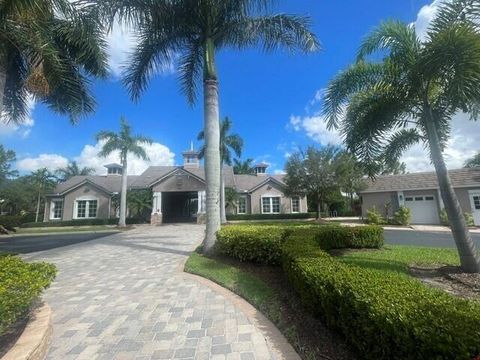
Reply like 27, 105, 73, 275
261, 195, 281, 214
237, 196, 247, 214
73, 196, 99, 219
291, 197, 300, 213
49, 199, 64, 220
468, 189, 480, 211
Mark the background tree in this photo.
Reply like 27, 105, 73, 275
127, 189, 153, 222
464, 152, 480, 168
26, 168, 57, 222
284, 146, 342, 219
224, 187, 239, 214
233, 158, 255, 175
0, 0, 108, 124
56, 161, 95, 182
97, 117, 152, 227
103, 0, 319, 251
198, 117, 243, 223
336, 152, 366, 212
323, 4, 480, 271
0, 145, 18, 183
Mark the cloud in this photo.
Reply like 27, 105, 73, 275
17, 154, 69, 172
74, 140, 175, 175
413, 0, 443, 40
0, 96, 36, 138
289, 114, 343, 146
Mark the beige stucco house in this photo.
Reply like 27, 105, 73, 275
359, 168, 480, 225
44, 147, 307, 224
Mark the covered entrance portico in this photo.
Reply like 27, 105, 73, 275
151, 190, 206, 225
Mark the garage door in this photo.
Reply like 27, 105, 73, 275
404, 195, 440, 224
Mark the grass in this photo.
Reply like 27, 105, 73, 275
13, 225, 121, 235
337, 244, 460, 275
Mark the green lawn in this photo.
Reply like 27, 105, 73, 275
337, 245, 460, 274
14, 225, 122, 235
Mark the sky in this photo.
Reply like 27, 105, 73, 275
2, 0, 479, 176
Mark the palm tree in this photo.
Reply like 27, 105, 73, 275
102, 0, 319, 251
233, 158, 256, 175
198, 116, 243, 223
0, 0, 108, 124
56, 161, 95, 182
464, 152, 480, 168
323, 7, 480, 272
96, 117, 152, 227
27, 168, 57, 222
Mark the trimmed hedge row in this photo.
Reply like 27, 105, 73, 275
226, 212, 317, 221
281, 238, 480, 359
215, 224, 383, 265
0, 256, 56, 336
20, 217, 148, 228
0, 215, 35, 230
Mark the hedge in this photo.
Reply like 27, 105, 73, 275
281, 238, 480, 359
20, 217, 148, 228
226, 212, 317, 221
0, 215, 36, 230
0, 256, 56, 336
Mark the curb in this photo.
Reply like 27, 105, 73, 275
1, 303, 52, 360
182, 271, 301, 360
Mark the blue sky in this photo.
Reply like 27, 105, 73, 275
2, 0, 478, 175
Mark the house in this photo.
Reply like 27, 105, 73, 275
44, 146, 307, 224
358, 168, 480, 225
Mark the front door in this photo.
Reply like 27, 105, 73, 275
469, 191, 480, 226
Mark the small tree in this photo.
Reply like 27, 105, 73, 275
284, 146, 342, 220
56, 161, 95, 182
0, 145, 18, 182
27, 168, 57, 222
96, 117, 152, 227
336, 152, 366, 212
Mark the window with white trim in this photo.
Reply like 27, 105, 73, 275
291, 197, 300, 213
237, 197, 246, 214
76, 199, 98, 218
51, 200, 63, 219
262, 196, 280, 214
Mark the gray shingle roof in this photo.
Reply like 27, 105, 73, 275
234, 174, 285, 192
359, 168, 480, 193
50, 175, 140, 195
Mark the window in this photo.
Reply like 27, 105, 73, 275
51, 200, 63, 220
415, 197, 424, 201
237, 197, 246, 214
405, 197, 413, 202
425, 196, 434, 201
474, 195, 480, 210
76, 199, 98, 219
262, 197, 280, 214
291, 197, 300, 213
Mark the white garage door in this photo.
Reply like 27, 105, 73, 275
404, 195, 440, 224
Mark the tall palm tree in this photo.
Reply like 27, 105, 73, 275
102, 0, 319, 251
27, 168, 57, 222
198, 116, 243, 223
323, 6, 480, 272
56, 161, 95, 182
96, 117, 152, 227
233, 158, 255, 175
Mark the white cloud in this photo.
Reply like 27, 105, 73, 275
289, 114, 343, 146
274, 169, 286, 175
75, 140, 175, 175
0, 96, 35, 138
414, 0, 443, 40
17, 154, 69, 172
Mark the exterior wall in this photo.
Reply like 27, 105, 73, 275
152, 174, 205, 193
62, 184, 111, 221
44, 198, 52, 222
361, 191, 398, 218
454, 187, 480, 213
249, 181, 308, 214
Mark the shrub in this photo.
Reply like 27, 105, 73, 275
465, 213, 475, 227
393, 206, 412, 226
215, 225, 288, 265
20, 217, 147, 228
226, 212, 317, 221
0, 215, 36, 230
0, 256, 56, 336
366, 206, 385, 225
281, 238, 480, 359
439, 209, 475, 227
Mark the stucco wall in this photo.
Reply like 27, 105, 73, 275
249, 181, 307, 214
62, 184, 111, 221
361, 191, 398, 218
152, 174, 205, 193
455, 187, 480, 213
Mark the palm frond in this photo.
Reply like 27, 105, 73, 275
177, 39, 203, 105
383, 128, 423, 164
430, 0, 480, 33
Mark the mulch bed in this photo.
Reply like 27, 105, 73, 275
410, 264, 480, 300
217, 256, 357, 360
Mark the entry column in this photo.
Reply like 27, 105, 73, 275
197, 190, 206, 224
151, 192, 163, 225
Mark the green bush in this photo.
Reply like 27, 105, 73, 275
226, 212, 317, 221
0, 256, 56, 336
0, 215, 36, 230
215, 225, 289, 264
439, 209, 475, 227
465, 212, 475, 227
20, 217, 147, 228
366, 206, 385, 225
281, 238, 480, 359
393, 206, 412, 226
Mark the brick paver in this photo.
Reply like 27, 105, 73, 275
25, 224, 275, 360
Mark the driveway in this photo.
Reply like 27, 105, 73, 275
24, 224, 281, 360
0, 232, 117, 254
385, 229, 480, 248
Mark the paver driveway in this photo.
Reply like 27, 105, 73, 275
25, 224, 278, 360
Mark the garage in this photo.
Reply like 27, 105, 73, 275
404, 195, 440, 224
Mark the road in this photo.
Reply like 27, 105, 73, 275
384, 229, 480, 248
0, 232, 117, 253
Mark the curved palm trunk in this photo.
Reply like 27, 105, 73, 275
220, 165, 227, 224
0, 59, 6, 117
425, 110, 480, 273
203, 78, 221, 252
119, 158, 128, 227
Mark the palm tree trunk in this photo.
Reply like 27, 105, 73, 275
0, 58, 6, 117
317, 196, 322, 220
35, 191, 41, 223
203, 78, 221, 252
425, 108, 480, 272
119, 157, 128, 227
220, 164, 227, 224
